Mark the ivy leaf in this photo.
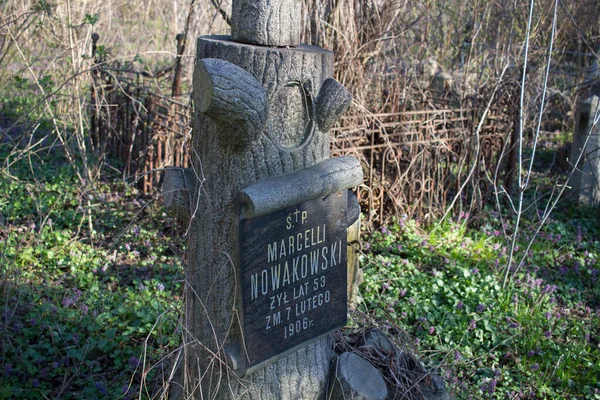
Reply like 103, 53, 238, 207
95, 45, 107, 58
84, 13, 100, 25
13, 75, 28, 89
39, 74, 54, 91
32, 0, 51, 13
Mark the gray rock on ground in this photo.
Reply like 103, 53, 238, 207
328, 352, 388, 400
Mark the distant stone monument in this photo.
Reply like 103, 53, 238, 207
569, 95, 600, 205
163, 0, 365, 398
586, 58, 600, 96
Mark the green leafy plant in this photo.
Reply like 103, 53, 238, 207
84, 13, 100, 26
0, 150, 184, 399
359, 210, 600, 398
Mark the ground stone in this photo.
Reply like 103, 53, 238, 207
420, 374, 452, 400
364, 329, 396, 356
328, 352, 388, 400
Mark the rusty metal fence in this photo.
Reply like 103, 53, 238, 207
89, 38, 515, 225
89, 34, 191, 193
330, 105, 514, 226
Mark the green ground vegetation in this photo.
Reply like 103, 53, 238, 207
0, 148, 184, 399
2, 142, 599, 398
359, 207, 600, 398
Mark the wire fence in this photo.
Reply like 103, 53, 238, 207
89, 34, 517, 226
331, 103, 515, 226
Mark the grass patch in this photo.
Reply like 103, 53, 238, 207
359, 210, 600, 398
0, 151, 184, 399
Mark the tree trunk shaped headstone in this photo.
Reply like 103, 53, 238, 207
164, 1, 361, 398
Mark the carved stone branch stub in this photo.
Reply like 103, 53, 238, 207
194, 58, 268, 151
231, 0, 301, 47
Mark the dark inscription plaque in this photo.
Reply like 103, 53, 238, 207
239, 191, 348, 369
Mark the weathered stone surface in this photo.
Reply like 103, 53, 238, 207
197, 36, 334, 155
421, 374, 452, 400
179, 34, 353, 399
162, 167, 197, 225
347, 216, 362, 307
329, 330, 455, 400
347, 191, 360, 226
238, 156, 363, 218
364, 329, 396, 356
328, 352, 388, 400
315, 78, 353, 132
569, 95, 600, 205
347, 191, 362, 308
194, 58, 268, 150
231, 0, 301, 47
587, 58, 600, 96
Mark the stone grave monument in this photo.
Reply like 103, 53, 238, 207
163, 0, 369, 398
570, 95, 600, 205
